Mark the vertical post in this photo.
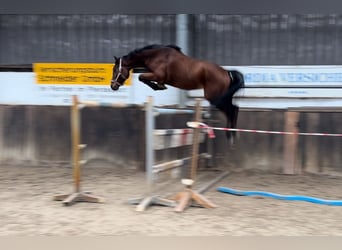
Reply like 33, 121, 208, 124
176, 14, 189, 108
303, 113, 320, 173
283, 111, 300, 175
145, 96, 155, 187
0, 107, 4, 163
55, 95, 104, 205
207, 106, 215, 168
174, 98, 217, 212
71, 95, 81, 192
129, 96, 177, 211
190, 99, 202, 181
25, 106, 36, 164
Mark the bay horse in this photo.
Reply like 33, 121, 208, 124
110, 44, 244, 144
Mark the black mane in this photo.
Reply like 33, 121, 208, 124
125, 44, 182, 59
165, 44, 182, 51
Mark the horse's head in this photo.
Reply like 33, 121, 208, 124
110, 56, 130, 91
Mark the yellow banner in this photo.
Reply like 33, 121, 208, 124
33, 63, 132, 86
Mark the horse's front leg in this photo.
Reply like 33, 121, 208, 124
139, 73, 167, 91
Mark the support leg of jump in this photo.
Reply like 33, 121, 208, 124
173, 99, 217, 212
128, 196, 176, 212
196, 171, 230, 194
174, 189, 192, 212
173, 179, 218, 212
54, 95, 104, 206
128, 96, 175, 211
170, 171, 230, 210
283, 111, 300, 174
54, 192, 105, 206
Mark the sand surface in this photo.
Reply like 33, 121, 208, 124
1, 161, 342, 236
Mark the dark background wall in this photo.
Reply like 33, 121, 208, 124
191, 14, 342, 65
1, 14, 342, 65
0, 106, 341, 174
0, 15, 177, 64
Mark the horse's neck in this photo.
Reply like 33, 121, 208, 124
124, 54, 145, 68
133, 50, 171, 68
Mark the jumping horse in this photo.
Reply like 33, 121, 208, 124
110, 44, 244, 144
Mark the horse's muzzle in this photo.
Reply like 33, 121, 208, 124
110, 80, 120, 91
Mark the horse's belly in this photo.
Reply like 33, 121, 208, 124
170, 81, 203, 90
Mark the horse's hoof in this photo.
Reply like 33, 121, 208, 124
157, 84, 167, 90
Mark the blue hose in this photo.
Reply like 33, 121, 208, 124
217, 186, 342, 206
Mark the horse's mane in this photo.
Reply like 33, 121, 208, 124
126, 44, 182, 58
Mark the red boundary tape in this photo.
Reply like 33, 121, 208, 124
187, 122, 342, 138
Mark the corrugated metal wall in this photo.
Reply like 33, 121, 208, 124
0, 15, 176, 64
1, 14, 342, 65
191, 14, 342, 65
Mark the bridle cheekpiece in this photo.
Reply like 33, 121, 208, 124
114, 57, 128, 85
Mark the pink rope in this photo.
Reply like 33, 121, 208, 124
188, 122, 342, 138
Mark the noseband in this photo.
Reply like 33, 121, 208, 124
114, 58, 128, 85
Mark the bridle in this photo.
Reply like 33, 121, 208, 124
113, 57, 128, 85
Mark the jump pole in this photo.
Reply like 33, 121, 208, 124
173, 98, 217, 212
54, 95, 104, 206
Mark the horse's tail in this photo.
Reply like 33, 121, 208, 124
225, 70, 245, 144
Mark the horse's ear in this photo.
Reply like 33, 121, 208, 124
113, 56, 118, 61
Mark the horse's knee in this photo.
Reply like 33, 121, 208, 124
140, 80, 166, 91
138, 75, 148, 83
139, 76, 167, 91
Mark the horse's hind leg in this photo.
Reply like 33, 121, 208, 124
225, 105, 239, 146
139, 73, 167, 90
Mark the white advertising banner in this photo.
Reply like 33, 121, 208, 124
1, 65, 342, 108
189, 65, 342, 98
187, 66, 342, 110
230, 65, 342, 87
0, 63, 181, 106
0, 72, 132, 106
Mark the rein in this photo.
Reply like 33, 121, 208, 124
114, 58, 128, 83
